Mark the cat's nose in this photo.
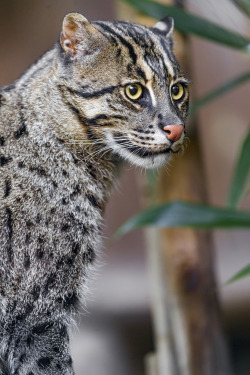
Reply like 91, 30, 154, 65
163, 124, 184, 142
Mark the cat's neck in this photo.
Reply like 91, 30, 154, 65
13, 47, 122, 197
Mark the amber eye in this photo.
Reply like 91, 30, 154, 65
125, 84, 143, 100
171, 83, 184, 101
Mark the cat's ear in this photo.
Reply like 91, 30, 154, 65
60, 13, 106, 59
153, 16, 174, 43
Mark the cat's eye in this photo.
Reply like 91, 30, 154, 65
171, 83, 185, 101
125, 84, 143, 100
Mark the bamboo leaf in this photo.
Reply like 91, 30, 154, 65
226, 264, 250, 285
115, 201, 250, 237
230, 0, 250, 17
189, 72, 250, 116
120, 0, 250, 53
227, 130, 250, 208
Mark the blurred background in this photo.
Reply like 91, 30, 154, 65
0, 1, 249, 374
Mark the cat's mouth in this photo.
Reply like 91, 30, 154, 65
113, 137, 181, 158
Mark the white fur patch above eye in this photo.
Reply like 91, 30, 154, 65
146, 81, 157, 107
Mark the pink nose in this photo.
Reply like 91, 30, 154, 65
163, 124, 184, 142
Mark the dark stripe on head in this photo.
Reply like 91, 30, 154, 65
97, 23, 137, 64
159, 38, 178, 75
67, 85, 119, 99
137, 67, 147, 81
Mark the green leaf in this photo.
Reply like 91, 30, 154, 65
230, 0, 250, 17
115, 201, 250, 237
189, 72, 250, 116
226, 264, 250, 285
227, 130, 250, 208
120, 0, 250, 53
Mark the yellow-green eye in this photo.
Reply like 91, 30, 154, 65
125, 84, 143, 100
171, 83, 184, 101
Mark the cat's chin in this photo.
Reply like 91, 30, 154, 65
113, 146, 172, 169
128, 153, 171, 169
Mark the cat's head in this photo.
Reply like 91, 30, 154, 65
58, 13, 189, 168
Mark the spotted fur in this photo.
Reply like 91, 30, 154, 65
0, 13, 189, 375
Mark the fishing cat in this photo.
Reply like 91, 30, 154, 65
0, 12, 189, 375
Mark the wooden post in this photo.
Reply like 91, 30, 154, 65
150, 139, 233, 375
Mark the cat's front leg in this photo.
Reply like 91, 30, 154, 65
4, 318, 74, 375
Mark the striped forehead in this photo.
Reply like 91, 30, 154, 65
95, 21, 177, 81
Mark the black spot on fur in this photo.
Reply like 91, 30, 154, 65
26, 220, 33, 228
63, 293, 78, 309
72, 242, 80, 255
24, 254, 30, 269
61, 198, 68, 205
66, 256, 73, 266
56, 257, 64, 270
15, 314, 25, 323
14, 124, 28, 139
35, 214, 41, 224
32, 322, 53, 335
14, 336, 21, 347
59, 325, 68, 338
18, 161, 25, 168
38, 236, 44, 244
25, 233, 31, 244
83, 247, 96, 265
88, 195, 101, 209
56, 363, 62, 371
62, 170, 68, 177
29, 166, 46, 177
90, 169, 97, 179
67, 357, 73, 366
26, 335, 34, 347
50, 207, 56, 214
52, 347, 60, 353
82, 223, 88, 233
36, 249, 44, 259
37, 357, 51, 369
24, 303, 34, 315
0, 137, 5, 146
19, 354, 26, 364
27, 372, 34, 375
43, 274, 56, 294
61, 223, 70, 231
70, 184, 81, 199
32, 285, 40, 300
4, 178, 11, 198
0, 156, 10, 166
